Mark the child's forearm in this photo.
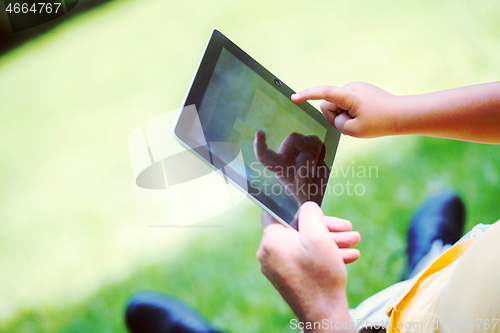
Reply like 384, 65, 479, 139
394, 82, 500, 143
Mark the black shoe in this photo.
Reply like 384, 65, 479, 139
125, 292, 224, 333
402, 189, 465, 280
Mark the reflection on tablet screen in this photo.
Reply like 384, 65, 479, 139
194, 48, 330, 225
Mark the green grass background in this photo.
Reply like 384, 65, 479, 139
0, 0, 499, 332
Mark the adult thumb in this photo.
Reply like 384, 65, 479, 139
298, 202, 329, 243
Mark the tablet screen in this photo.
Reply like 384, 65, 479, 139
175, 31, 340, 227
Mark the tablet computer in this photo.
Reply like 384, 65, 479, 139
172, 30, 341, 229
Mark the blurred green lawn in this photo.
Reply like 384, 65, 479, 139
0, 0, 499, 332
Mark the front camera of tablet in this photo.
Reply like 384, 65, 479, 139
274, 79, 282, 87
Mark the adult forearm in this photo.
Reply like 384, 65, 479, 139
395, 82, 500, 143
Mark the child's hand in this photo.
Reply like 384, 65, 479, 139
292, 82, 400, 138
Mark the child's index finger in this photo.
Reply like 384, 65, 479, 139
292, 85, 354, 111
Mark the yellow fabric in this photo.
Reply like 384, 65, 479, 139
386, 221, 500, 333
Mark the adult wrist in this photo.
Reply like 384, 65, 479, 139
299, 292, 354, 332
